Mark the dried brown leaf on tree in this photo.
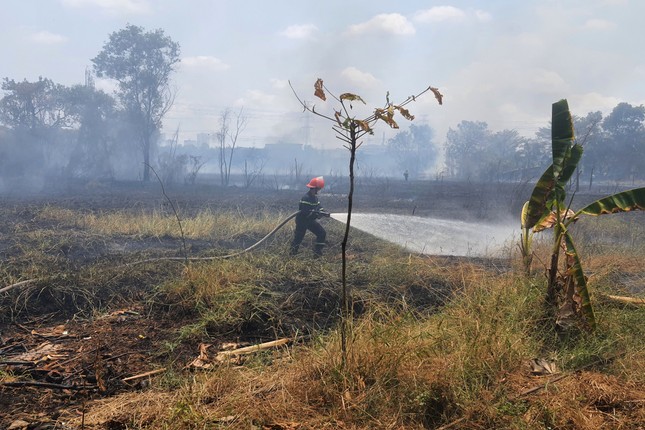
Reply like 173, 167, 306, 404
355, 119, 372, 133
374, 108, 384, 121
430, 87, 443, 105
340, 93, 366, 104
395, 105, 415, 121
334, 110, 343, 127
314, 78, 326, 101
374, 107, 399, 129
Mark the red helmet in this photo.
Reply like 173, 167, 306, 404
306, 176, 325, 189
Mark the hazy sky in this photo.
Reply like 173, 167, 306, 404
3, 0, 644, 150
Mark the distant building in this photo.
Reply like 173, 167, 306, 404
196, 133, 212, 146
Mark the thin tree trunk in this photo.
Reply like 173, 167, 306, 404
340, 124, 357, 367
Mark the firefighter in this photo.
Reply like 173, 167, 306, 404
290, 176, 329, 257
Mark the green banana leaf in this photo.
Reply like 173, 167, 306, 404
551, 99, 575, 179
525, 99, 578, 229
563, 232, 596, 330
557, 144, 583, 190
579, 187, 645, 215
524, 166, 555, 229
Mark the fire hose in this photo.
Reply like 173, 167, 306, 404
1, 211, 333, 294
128, 209, 331, 266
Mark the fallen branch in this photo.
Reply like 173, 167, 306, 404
602, 294, 645, 305
0, 343, 27, 355
2, 381, 97, 391
0, 361, 35, 367
518, 373, 570, 397
216, 338, 290, 357
0, 279, 39, 294
122, 367, 166, 382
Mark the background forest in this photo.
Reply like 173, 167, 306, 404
2, 25, 644, 192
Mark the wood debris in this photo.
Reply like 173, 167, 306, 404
187, 338, 291, 368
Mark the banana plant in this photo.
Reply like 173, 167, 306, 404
522, 99, 645, 330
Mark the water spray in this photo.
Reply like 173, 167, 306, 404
330, 213, 518, 258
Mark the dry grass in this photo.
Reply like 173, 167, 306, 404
66, 265, 631, 429
35, 205, 293, 241
69, 247, 645, 429
4, 200, 644, 429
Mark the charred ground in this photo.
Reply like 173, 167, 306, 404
1, 178, 643, 429
1, 178, 490, 427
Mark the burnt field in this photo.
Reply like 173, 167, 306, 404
1, 178, 644, 429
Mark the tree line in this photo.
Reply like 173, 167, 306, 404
444, 103, 645, 185
1, 23, 643, 189
0, 24, 182, 189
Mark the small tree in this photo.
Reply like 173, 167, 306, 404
387, 123, 438, 179
444, 120, 490, 179
185, 155, 207, 185
522, 99, 645, 330
291, 158, 303, 186
216, 107, 247, 186
243, 154, 266, 189
291, 78, 442, 364
66, 82, 118, 179
156, 126, 187, 186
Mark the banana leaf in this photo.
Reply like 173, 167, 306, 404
563, 232, 596, 329
524, 166, 555, 229
533, 208, 576, 232
578, 187, 645, 215
521, 201, 530, 228
551, 99, 575, 179
525, 99, 578, 229
557, 144, 583, 189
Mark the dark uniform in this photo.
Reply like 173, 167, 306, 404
290, 191, 327, 256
